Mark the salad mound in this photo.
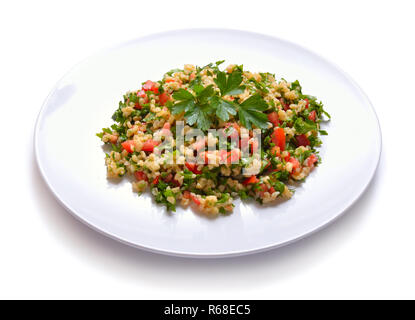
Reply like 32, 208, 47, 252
97, 61, 330, 214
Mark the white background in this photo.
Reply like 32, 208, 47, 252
0, 0, 413, 299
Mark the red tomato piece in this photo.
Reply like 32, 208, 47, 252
191, 194, 201, 206
267, 111, 280, 127
269, 186, 276, 194
280, 98, 290, 110
258, 183, 268, 197
172, 179, 181, 187
185, 162, 202, 174
243, 176, 259, 185
141, 139, 160, 152
304, 98, 310, 109
308, 110, 316, 122
134, 171, 148, 182
199, 151, 210, 164
183, 191, 191, 199
163, 173, 173, 183
271, 127, 286, 151
121, 140, 135, 153
227, 149, 241, 163
296, 134, 310, 147
152, 176, 160, 185
218, 149, 228, 163
288, 157, 300, 172
307, 154, 318, 167
159, 92, 170, 106
142, 80, 156, 91
137, 90, 146, 98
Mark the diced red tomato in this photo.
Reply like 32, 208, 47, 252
271, 127, 286, 151
280, 98, 290, 111
163, 173, 173, 183
258, 183, 268, 197
218, 149, 228, 163
308, 110, 316, 122
134, 103, 142, 110
121, 140, 135, 153
269, 186, 276, 194
288, 157, 300, 172
264, 160, 271, 170
165, 78, 176, 83
296, 134, 310, 147
159, 92, 170, 106
240, 138, 259, 155
267, 111, 280, 127
284, 151, 290, 162
161, 122, 172, 136
306, 154, 318, 167
199, 151, 211, 164
304, 98, 310, 109
185, 162, 202, 174
152, 176, 160, 185
191, 194, 201, 206
251, 139, 259, 154
271, 146, 280, 157
183, 191, 191, 199
227, 149, 241, 163
141, 139, 160, 152
172, 179, 181, 187
142, 80, 158, 93
137, 90, 146, 98
243, 175, 259, 185
134, 171, 148, 182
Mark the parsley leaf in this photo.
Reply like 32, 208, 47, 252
172, 100, 195, 115
214, 70, 245, 96
172, 89, 195, 115
294, 117, 317, 134
172, 88, 194, 101
185, 104, 212, 130
197, 84, 215, 102
210, 96, 237, 121
237, 94, 269, 129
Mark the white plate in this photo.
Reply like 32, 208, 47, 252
35, 29, 381, 258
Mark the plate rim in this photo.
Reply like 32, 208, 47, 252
34, 28, 382, 258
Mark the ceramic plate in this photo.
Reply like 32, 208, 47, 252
35, 29, 381, 257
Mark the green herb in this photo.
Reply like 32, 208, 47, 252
210, 96, 237, 122
294, 117, 317, 134
237, 94, 269, 129
214, 70, 245, 96
273, 181, 286, 194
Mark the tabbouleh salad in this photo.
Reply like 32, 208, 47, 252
97, 61, 330, 214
